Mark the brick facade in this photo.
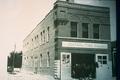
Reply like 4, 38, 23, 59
23, 1, 111, 80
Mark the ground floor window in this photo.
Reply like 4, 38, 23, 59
39, 54, 42, 67
47, 52, 50, 67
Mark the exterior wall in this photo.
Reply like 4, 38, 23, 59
54, 1, 111, 60
54, 1, 110, 40
22, 10, 56, 76
23, 1, 111, 80
53, 1, 112, 80
111, 41, 116, 77
55, 37, 111, 60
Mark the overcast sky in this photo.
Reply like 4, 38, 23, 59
0, 0, 116, 79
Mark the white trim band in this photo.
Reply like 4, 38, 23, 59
62, 41, 108, 49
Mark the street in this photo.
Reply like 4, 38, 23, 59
7, 69, 55, 80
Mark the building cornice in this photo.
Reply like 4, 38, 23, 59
54, 1, 109, 13
56, 37, 111, 42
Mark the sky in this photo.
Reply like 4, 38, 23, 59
0, 0, 116, 79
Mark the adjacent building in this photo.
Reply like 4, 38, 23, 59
111, 41, 116, 77
22, 0, 112, 80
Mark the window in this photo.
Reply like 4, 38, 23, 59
31, 56, 33, 59
35, 36, 36, 40
82, 23, 88, 38
66, 0, 69, 2
93, 24, 99, 39
40, 32, 42, 44
40, 54, 42, 67
55, 11, 57, 15
47, 27, 50, 42
43, 30, 45, 43
71, 22, 77, 37
98, 56, 107, 64
37, 35, 38, 38
62, 54, 70, 64
47, 52, 50, 67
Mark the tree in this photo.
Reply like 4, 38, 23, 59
7, 51, 22, 68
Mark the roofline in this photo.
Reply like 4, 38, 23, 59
23, 1, 110, 42
54, 1, 109, 12
23, 9, 54, 42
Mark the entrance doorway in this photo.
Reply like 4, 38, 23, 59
96, 54, 112, 80
71, 53, 96, 79
61, 52, 71, 80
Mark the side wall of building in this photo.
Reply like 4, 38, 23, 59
22, 10, 56, 76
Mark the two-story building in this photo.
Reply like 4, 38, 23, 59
22, 0, 112, 80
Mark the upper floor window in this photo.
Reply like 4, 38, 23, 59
82, 23, 88, 38
93, 24, 99, 39
47, 27, 50, 42
66, 0, 69, 2
35, 36, 36, 40
43, 30, 45, 43
71, 22, 77, 37
37, 35, 38, 38
40, 32, 42, 44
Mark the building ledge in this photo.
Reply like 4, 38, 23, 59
56, 37, 111, 42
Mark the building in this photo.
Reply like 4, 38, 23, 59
22, 0, 112, 80
111, 41, 116, 77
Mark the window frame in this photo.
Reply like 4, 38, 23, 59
70, 22, 77, 37
93, 24, 99, 39
82, 23, 89, 38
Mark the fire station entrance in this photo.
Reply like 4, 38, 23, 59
60, 52, 112, 80
71, 53, 96, 79
61, 52, 96, 80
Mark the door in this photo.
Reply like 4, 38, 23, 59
61, 52, 71, 80
96, 54, 112, 80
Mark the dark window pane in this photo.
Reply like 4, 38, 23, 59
103, 56, 107, 59
103, 61, 107, 64
98, 56, 102, 59
71, 32, 77, 37
71, 22, 77, 37
93, 24, 99, 39
83, 32, 88, 38
82, 23, 88, 38
93, 33, 99, 39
